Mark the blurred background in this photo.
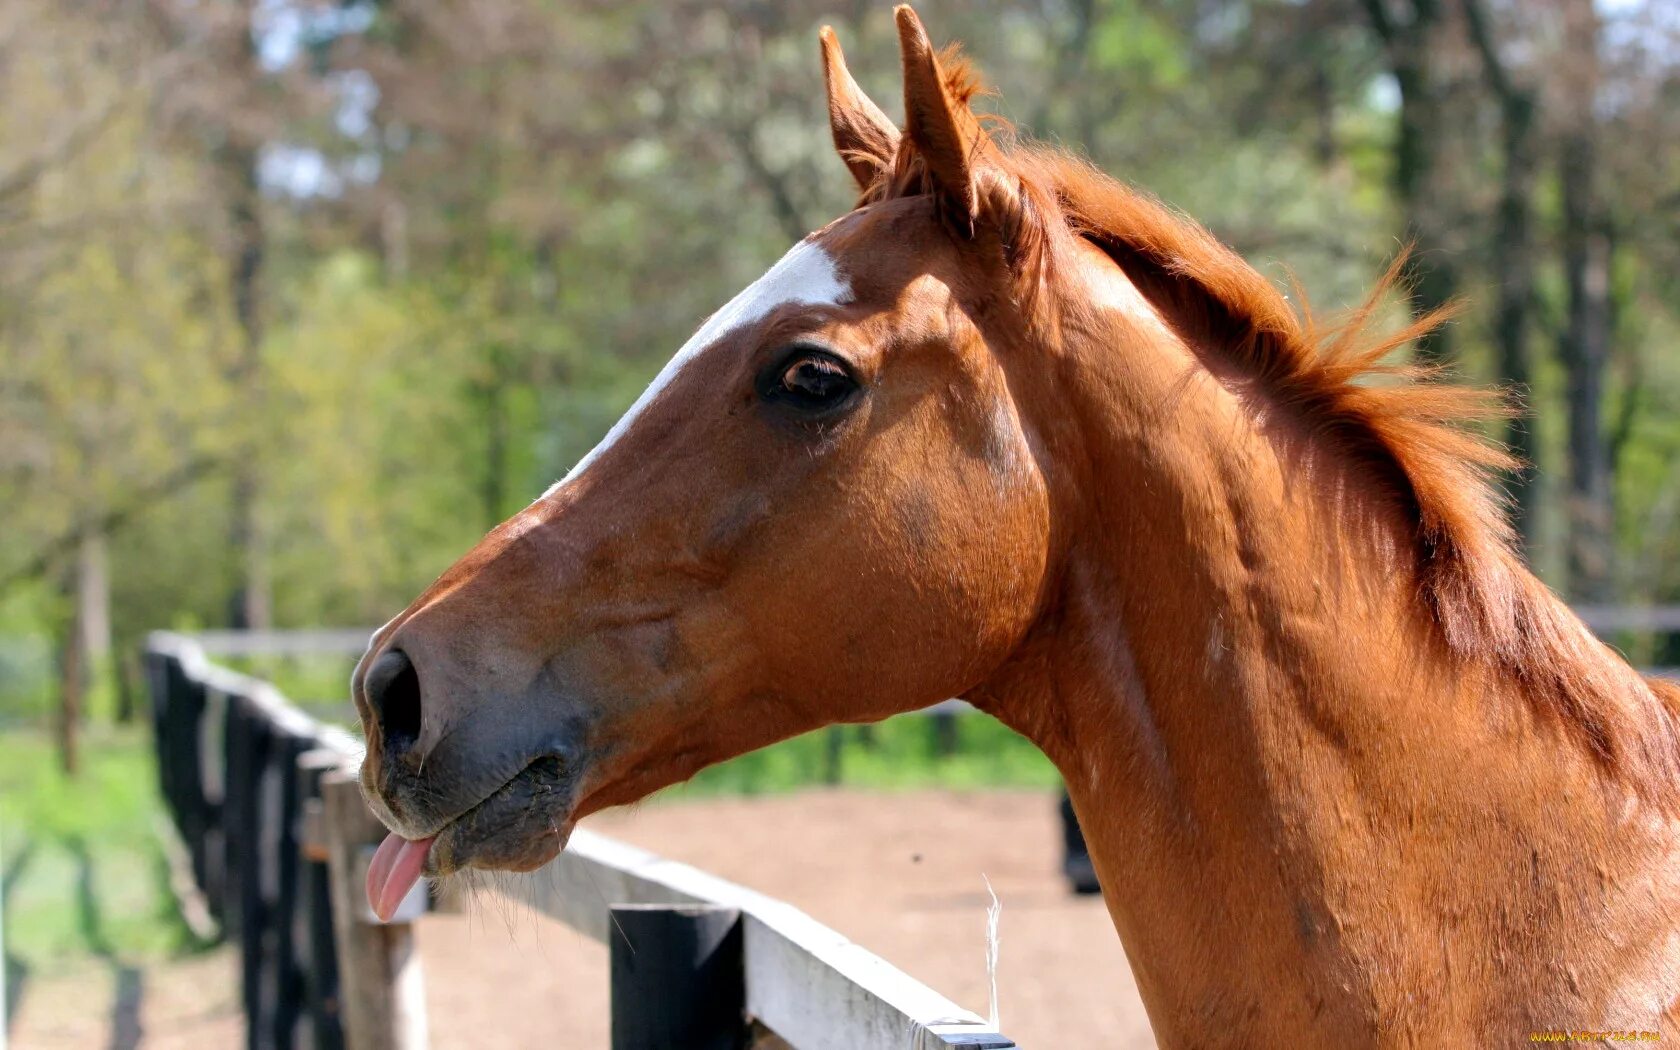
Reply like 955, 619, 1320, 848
1, 1, 1677, 1047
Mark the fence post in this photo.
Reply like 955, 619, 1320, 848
296, 749, 348, 1050
930, 710, 958, 757
267, 731, 311, 1050
232, 701, 274, 1050
609, 903, 745, 1050
822, 727, 842, 785
320, 768, 429, 1050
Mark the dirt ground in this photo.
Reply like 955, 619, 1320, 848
7, 947, 242, 1050
8, 789, 1157, 1049
420, 788, 1156, 1049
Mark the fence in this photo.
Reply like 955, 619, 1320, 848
146, 633, 362, 1050
144, 631, 1017, 1050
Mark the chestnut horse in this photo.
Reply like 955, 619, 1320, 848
353, 7, 1680, 1045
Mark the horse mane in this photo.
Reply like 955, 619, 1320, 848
1027, 155, 1680, 785
862, 81, 1680, 793
1024, 150, 1521, 650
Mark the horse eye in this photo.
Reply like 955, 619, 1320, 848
768, 352, 858, 413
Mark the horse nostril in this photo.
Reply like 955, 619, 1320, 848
365, 648, 423, 757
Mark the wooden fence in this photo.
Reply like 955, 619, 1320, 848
146, 633, 362, 1050
144, 631, 1017, 1050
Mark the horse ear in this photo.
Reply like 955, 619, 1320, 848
895, 5, 997, 235
820, 26, 898, 192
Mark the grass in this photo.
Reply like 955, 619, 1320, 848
0, 725, 208, 977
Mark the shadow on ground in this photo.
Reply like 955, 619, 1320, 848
3, 840, 34, 1039
66, 835, 145, 1050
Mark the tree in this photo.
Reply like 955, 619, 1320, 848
1360, 0, 1461, 364
0, 0, 240, 766
1555, 0, 1615, 601
1462, 0, 1541, 548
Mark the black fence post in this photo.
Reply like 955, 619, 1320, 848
268, 729, 310, 1050
192, 674, 226, 928
1060, 789, 1101, 895
295, 749, 347, 1050
238, 702, 275, 1050
222, 694, 252, 942
145, 649, 177, 824
609, 904, 745, 1050
822, 727, 842, 785
931, 710, 959, 757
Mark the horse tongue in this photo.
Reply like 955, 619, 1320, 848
365, 831, 434, 922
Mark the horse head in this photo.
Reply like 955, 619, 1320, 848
354, 7, 1061, 914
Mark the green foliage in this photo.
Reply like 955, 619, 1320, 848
0, 587, 56, 721
216, 652, 362, 719
1088, 4, 1191, 90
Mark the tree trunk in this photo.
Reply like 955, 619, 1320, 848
1559, 128, 1615, 601
1557, 0, 1614, 602
76, 530, 111, 667
1492, 94, 1540, 550
218, 3, 271, 632
1390, 51, 1455, 363
57, 574, 84, 777
1363, 0, 1457, 364
1463, 0, 1542, 550
73, 529, 112, 724
226, 153, 272, 631
1310, 54, 1338, 173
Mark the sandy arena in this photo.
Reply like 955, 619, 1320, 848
420, 788, 1156, 1049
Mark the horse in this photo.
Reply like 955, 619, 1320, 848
352, 7, 1680, 1045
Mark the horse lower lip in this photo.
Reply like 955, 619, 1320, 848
423, 755, 575, 876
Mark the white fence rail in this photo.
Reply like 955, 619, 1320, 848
473, 830, 1012, 1049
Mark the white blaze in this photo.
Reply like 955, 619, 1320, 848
546, 239, 852, 494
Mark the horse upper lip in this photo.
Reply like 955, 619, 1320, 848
443, 754, 563, 829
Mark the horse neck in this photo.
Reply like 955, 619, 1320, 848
980, 254, 1451, 808
969, 256, 1680, 1042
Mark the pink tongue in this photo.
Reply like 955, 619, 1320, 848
366, 832, 435, 922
